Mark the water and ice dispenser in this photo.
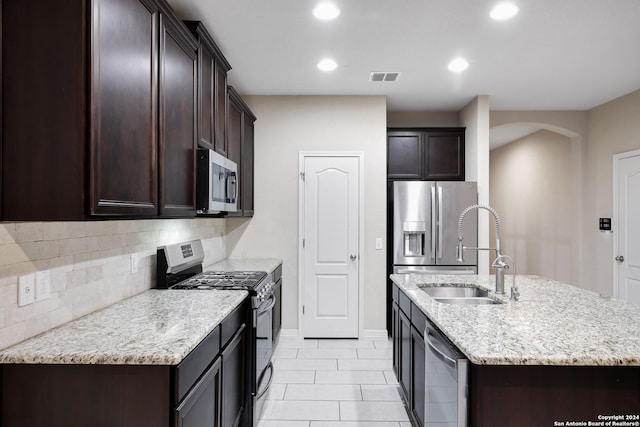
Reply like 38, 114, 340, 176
402, 221, 426, 257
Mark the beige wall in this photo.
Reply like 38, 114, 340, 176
583, 89, 640, 295
0, 219, 227, 349
227, 95, 388, 334
490, 130, 576, 284
387, 111, 458, 127
458, 96, 492, 273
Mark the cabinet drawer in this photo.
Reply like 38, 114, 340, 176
222, 300, 247, 346
399, 290, 411, 316
411, 303, 427, 337
175, 326, 220, 403
392, 283, 399, 303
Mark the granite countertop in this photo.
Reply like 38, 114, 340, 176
391, 274, 640, 366
0, 290, 248, 365
206, 258, 282, 275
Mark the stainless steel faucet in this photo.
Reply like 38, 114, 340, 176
457, 204, 509, 294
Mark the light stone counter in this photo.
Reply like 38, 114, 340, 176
206, 258, 282, 275
0, 289, 248, 365
391, 274, 640, 366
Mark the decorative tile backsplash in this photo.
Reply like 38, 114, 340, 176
0, 218, 227, 350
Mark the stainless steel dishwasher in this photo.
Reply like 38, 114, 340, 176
424, 322, 469, 426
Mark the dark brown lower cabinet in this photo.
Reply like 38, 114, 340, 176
398, 308, 412, 402
0, 301, 250, 427
470, 364, 640, 427
1, 364, 171, 427
175, 357, 221, 427
221, 324, 247, 427
410, 325, 425, 427
394, 283, 423, 426
391, 284, 640, 426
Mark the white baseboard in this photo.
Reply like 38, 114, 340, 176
279, 329, 299, 339
278, 329, 389, 340
363, 329, 389, 339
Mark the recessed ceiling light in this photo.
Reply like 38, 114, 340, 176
317, 58, 338, 72
313, 2, 341, 20
448, 58, 469, 73
490, 2, 519, 20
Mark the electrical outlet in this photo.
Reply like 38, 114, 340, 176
35, 270, 51, 301
131, 253, 140, 274
18, 273, 35, 306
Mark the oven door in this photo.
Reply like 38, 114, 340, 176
254, 292, 275, 419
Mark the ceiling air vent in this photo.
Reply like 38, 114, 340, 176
369, 72, 401, 82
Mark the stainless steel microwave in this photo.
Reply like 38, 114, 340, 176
196, 148, 238, 214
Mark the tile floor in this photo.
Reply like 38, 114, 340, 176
258, 337, 414, 427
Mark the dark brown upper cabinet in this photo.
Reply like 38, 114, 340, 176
158, 13, 198, 217
1, 0, 198, 220
226, 86, 256, 218
183, 21, 232, 156
387, 128, 465, 181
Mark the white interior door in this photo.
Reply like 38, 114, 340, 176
300, 154, 361, 338
615, 151, 640, 305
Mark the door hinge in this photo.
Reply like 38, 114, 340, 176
303, 238, 305, 248
303, 305, 305, 315
300, 172, 305, 181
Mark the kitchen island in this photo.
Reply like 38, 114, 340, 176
390, 274, 640, 426
0, 289, 249, 427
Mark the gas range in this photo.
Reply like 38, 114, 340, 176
170, 270, 273, 307
156, 240, 273, 307
156, 240, 277, 425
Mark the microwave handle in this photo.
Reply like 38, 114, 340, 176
227, 172, 237, 202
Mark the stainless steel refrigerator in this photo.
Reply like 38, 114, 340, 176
393, 181, 478, 274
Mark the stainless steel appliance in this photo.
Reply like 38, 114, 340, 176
156, 240, 275, 426
197, 148, 238, 214
393, 181, 478, 275
424, 322, 469, 426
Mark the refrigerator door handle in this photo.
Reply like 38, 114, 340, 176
431, 186, 436, 259
438, 186, 443, 260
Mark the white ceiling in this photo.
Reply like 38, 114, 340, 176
166, 0, 640, 113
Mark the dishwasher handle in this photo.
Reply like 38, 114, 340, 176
425, 329, 457, 367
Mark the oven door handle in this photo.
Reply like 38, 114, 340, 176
258, 293, 276, 315
256, 361, 274, 399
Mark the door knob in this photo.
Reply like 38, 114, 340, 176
615, 255, 625, 262
350, 254, 357, 261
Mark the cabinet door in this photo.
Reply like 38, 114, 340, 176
158, 14, 198, 217
399, 309, 412, 402
392, 302, 400, 379
90, 0, 160, 216
387, 131, 423, 179
213, 62, 228, 156
423, 130, 465, 180
198, 45, 215, 149
222, 325, 247, 427
225, 93, 243, 217
411, 326, 426, 427
241, 116, 255, 216
175, 357, 221, 427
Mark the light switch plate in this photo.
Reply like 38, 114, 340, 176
375, 238, 384, 250
35, 270, 51, 301
18, 273, 36, 306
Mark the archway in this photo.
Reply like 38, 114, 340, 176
488, 114, 585, 286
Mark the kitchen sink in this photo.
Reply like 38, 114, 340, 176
432, 297, 502, 305
419, 285, 503, 305
420, 285, 489, 298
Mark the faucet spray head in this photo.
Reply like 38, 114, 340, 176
456, 239, 465, 263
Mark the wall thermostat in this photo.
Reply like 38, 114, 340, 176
599, 218, 612, 231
